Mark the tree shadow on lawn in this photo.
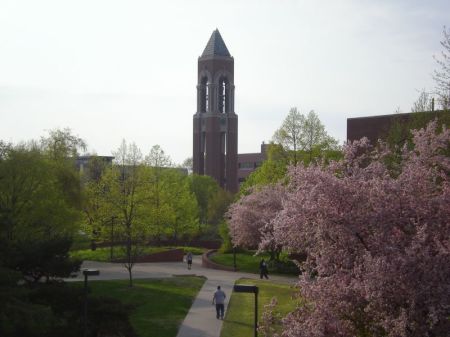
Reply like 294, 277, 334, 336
223, 319, 253, 328
85, 277, 206, 337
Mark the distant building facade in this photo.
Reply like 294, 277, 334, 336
237, 143, 268, 183
347, 110, 449, 143
76, 155, 188, 177
76, 155, 114, 173
193, 30, 238, 193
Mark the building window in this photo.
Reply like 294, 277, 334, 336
239, 162, 254, 169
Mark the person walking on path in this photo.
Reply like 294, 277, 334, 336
259, 258, 269, 279
212, 285, 226, 319
186, 251, 193, 270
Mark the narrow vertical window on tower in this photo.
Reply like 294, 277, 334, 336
221, 132, 227, 154
221, 132, 227, 185
200, 77, 209, 112
201, 131, 206, 169
218, 76, 229, 113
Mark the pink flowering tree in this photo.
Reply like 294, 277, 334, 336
271, 120, 450, 337
227, 184, 285, 260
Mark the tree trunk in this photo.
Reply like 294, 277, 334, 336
126, 232, 133, 287
128, 267, 133, 287
269, 250, 275, 261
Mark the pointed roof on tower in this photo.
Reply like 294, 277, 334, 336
201, 29, 231, 57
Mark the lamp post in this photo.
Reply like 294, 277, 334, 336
110, 216, 117, 261
233, 246, 237, 271
83, 268, 100, 337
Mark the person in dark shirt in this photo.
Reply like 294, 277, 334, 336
259, 258, 269, 279
186, 251, 193, 270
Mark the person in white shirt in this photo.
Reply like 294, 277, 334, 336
212, 285, 226, 319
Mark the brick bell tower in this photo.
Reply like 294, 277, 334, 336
193, 29, 238, 193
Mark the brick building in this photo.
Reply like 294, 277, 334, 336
347, 110, 449, 143
237, 143, 268, 183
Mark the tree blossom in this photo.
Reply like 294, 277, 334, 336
259, 297, 281, 337
272, 121, 450, 336
227, 184, 285, 258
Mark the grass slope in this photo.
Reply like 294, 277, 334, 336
221, 278, 297, 337
210, 251, 298, 275
76, 277, 205, 337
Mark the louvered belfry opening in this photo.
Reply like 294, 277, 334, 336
193, 29, 238, 193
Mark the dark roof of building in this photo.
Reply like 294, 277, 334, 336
201, 29, 231, 57
77, 155, 114, 160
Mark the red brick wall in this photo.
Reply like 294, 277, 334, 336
201, 249, 236, 271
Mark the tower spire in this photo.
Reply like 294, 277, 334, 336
201, 29, 231, 57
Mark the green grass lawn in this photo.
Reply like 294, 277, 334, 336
71, 246, 205, 262
172, 246, 205, 255
70, 246, 167, 261
221, 278, 297, 337
210, 251, 299, 275
74, 277, 205, 337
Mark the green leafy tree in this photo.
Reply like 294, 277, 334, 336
240, 141, 342, 196
11, 236, 81, 283
302, 110, 339, 161
144, 145, 173, 243
40, 128, 86, 209
82, 174, 120, 259
239, 144, 288, 195
164, 171, 199, 243
189, 174, 219, 231
0, 143, 81, 282
273, 107, 304, 165
80, 155, 118, 259
40, 128, 86, 159
273, 108, 339, 165
0, 134, 135, 337
207, 188, 233, 226
0, 145, 80, 242
101, 140, 149, 287
145, 144, 172, 168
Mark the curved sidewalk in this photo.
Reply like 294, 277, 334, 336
74, 256, 297, 337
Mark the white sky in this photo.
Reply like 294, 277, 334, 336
1, 0, 448, 164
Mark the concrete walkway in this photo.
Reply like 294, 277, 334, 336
72, 256, 297, 337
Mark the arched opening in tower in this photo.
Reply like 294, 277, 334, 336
218, 76, 229, 113
200, 77, 209, 112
